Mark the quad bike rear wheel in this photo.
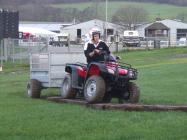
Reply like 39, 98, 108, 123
120, 82, 140, 103
60, 74, 76, 98
84, 76, 106, 103
27, 79, 42, 98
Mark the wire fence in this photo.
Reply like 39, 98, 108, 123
0, 39, 48, 64
0, 38, 186, 67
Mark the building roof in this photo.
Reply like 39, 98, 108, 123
19, 26, 57, 36
145, 22, 169, 30
19, 21, 73, 32
138, 19, 187, 30
62, 19, 124, 30
160, 19, 187, 29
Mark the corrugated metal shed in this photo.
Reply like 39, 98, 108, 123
161, 19, 187, 29
61, 19, 125, 42
145, 22, 169, 30
137, 19, 187, 42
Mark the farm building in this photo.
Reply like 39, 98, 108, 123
60, 19, 125, 43
137, 19, 187, 44
19, 21, 73, 33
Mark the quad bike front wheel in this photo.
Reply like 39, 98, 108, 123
27, 79, 42, 98
102, 92, 112, 103
60, 74, 76, 98
120, 82, 140, 103
84, 76, 106, 103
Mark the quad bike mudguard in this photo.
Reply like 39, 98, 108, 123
65, 63, 87, 89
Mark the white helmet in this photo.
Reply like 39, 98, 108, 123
89, 27, 101, 39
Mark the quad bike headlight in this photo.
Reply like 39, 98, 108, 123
128, 70, 134, 78
107, 68, 115, 74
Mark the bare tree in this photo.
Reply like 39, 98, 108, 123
112, 6, 148, 29
1, 0, 187, 6
176, 13, 187, 23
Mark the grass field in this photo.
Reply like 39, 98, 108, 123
0, 47, 187, 140
51, 1, 187, 21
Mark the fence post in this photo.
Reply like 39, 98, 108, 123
3, 38, 8, 61
146, 38, 149, 50
67, 37, 70, 52
115, 31, 119, 53
0, 39, 3, 71
12, 39, 15, 63
168, 31, 170, 48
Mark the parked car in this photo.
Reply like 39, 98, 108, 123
178, 38, 187, 46
123, 30, 140, 47
49, 33, 69, 47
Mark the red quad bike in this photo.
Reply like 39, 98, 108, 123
60, 52, 140, 103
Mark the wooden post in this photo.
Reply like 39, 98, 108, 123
68, 34, 70, 52
115, 31, 119, 53
186, 33, 187, 46
145, 29, 149, 49
0, 39, 3, 71
168, 30, 170, 47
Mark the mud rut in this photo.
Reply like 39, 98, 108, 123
47, 97, 187, 112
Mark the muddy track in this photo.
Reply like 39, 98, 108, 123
47, 97, 187, 112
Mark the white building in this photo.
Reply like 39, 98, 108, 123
61, 19, 125, 42
19, 26, 57, 38
19, 21, 73, 33
137, 19, 187, 43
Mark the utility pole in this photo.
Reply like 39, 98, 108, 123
105, 0, 108, 42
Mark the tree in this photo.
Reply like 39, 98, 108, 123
112, 6, 148, 29
176, 13, 187, 23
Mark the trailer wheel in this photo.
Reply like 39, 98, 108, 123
60, 74, 76, 98
27, 79, 42, 98
84, 76, 105, 103
121, 82, 140, 103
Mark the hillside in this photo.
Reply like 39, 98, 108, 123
1, 1, 187, 22
1, 0, 187, 6
51, 1, 187, 22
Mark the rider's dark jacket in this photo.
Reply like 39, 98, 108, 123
84, 40, 110, 64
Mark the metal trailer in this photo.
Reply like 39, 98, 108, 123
27, 51, 86, 98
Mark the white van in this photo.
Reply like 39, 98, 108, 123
178, 38, 187, 46
49, 33, 69, 47
123, 30, 140, 47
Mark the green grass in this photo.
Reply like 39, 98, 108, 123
0, 61, 29, 73
0, 47, 187, 140
117, 47, 187, 104
51, 1, 187, 21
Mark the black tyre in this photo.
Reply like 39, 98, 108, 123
84, 76, 106, 103
60, 74, 76, 98
102, 92, 112, 103
120, 82, 140, 103
27, 79, 42, 98
128, 82, 140, 103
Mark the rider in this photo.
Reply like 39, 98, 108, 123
84, 28, 110, 64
